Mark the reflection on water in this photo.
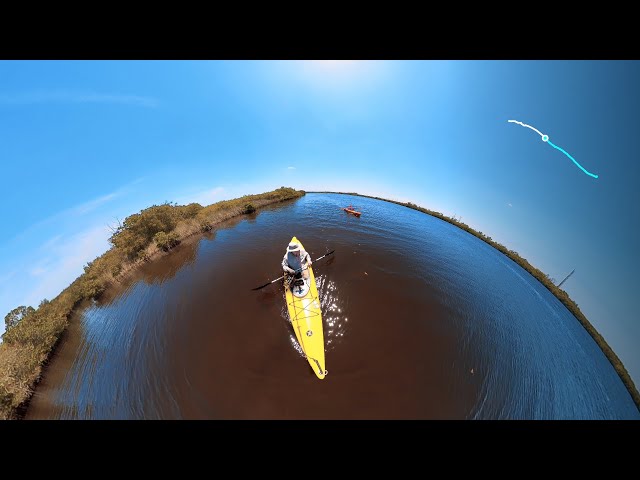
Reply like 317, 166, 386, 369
27, 194, 640, 419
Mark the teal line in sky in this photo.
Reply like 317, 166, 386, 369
508, 119, 599, 179
546, 140, 599, 179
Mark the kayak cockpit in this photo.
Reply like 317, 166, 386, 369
290, 278, 310, 298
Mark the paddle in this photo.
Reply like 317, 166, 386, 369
251, 250, 335, 290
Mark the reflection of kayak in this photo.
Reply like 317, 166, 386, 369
284, 236, 326, 379
343, 207, 361, 217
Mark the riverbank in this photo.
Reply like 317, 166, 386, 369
0, 187, 305, 419
312, 190, 640, 410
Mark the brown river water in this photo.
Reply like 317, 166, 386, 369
26, 193, 640, 419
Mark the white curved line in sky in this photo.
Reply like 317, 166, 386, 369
508, 119, 598, 179
508, 119, 544, 138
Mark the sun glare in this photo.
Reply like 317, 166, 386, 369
296, 60, 384, 91
312, 60, 356, 69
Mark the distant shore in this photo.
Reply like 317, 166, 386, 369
310, 190, 640, 410
0, 187, 305, 419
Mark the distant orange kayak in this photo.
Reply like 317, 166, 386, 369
344, 207, 361, 217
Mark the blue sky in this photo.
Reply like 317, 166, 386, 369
1, 60, 639, 384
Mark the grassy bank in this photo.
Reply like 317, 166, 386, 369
314, 190, 640, 410
0, 187, 304, 419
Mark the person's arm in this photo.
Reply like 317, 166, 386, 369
303, 251, 312, 268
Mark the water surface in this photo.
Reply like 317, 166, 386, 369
27, 193, 639, 419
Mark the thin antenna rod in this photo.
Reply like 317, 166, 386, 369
557, 269, 575, 288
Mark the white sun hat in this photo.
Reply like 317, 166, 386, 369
287, 242, 300, 252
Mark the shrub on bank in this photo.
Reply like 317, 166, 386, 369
243, 203, 256, 214
153, 231, 180, 251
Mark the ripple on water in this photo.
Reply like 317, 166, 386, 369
26, 193, 640, 419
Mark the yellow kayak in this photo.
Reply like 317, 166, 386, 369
284, 237, 326, 379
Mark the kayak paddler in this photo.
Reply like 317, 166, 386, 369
282, 241, 312, 286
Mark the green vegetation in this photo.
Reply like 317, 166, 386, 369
153, 231, 180, 251
310, 190, 640, 410
0, 186, 304, 419
243, 203, 256, 214
109, 201, 203, 260
4, 306, 35, 331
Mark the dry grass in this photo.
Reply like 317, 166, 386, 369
0, 187, 304, 419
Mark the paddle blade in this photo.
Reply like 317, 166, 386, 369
251, 280, 275, 291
